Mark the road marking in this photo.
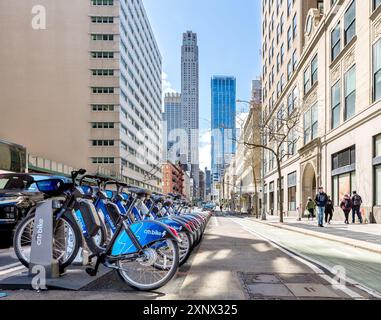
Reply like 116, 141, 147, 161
228, 216, 380, 299
0, 264, 25, 277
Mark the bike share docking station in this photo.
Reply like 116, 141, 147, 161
0, 200, 112, 291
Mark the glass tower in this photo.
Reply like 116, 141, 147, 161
211, 76, 237, 183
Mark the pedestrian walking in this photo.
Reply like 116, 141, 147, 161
315, 187, 328, 227
351, 191, 363, 224
325, 196, 334, 224
305, 197, 316, 220
340, 194, 352, 224
220, 204, 223, 212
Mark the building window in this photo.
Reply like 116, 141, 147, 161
91, 0, 114, 6
91, 104, 115, 111
331, 23, 341, 61
304, 103, 318, 145
292, 14, 297, 39
92, 140, 115, 146
344, 65, 356, 121
344, 1, 356, 45
331, 81, 341, 129
264, 185, 268, 213
91, 157, 115, 164
374, 134, 381, 206
287, 27, 292, 50
91, 122, 115, 129
304, 68, 311, 94
288, 172, 297, 211
373, 38, 381, 101
91, 87, 115, 94
91, 34, 114, 41
287, 60, 293, 79
91, 16, 114, 24
311, 55, 318, 85
91, 51, 115, 59
92, 69, 114, 76
374, 0, 381, 11
332, 146, 356, 205
269, 182, 275, 212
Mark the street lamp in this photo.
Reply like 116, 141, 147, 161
236, 99, 266, 221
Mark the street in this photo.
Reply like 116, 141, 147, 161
1, 213, 380, 300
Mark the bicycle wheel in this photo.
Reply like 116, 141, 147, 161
178, 231, 192, 266
13, 212, 81, 269
117, 238, 179, 291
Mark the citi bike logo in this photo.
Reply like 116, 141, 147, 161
36, 218, 44, 246
144, 229, 167, 237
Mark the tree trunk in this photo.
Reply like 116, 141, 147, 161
277, 158, 284, 223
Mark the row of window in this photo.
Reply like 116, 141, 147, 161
91, 16, 114, 24
91, 34, 114, 41
91, 0, 113, 5
91, 87, 115, 94
92, 69, 115, 76
91, 140, 115, 147
331, 65, 356, 129
91, 157, 114, 164
91, 104, 115, 111
91, 51, 114, 59
330, 1, 356, 62
91, 122, 115, 129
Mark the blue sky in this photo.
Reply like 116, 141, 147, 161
143, 0, 262, 169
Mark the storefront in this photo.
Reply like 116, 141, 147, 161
288, 172, 297, 212
331, 145, 356, 206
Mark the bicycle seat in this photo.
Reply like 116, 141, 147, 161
151, 194, 165, 203
163, 199, 173, 207
128, 187, 151, 198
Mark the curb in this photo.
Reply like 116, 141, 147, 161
251, 219, 381, 255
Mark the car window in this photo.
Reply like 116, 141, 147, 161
0, 178, 10, 189
0, 177, 32, 190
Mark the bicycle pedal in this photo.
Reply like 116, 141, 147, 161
85, 268, 97, 277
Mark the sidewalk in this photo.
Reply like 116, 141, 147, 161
249, 215, 381, 254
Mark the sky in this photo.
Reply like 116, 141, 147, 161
143, 0, 262, 170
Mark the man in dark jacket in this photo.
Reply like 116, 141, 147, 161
351, 191, 363, 224
315, 187, 328, 227
325, 196, 334, 224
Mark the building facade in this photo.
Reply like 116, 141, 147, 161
211, 76, 237, 185
162, 161, 185, 196
163, 92, 183, 163
0, 0, 162, 192
261, 0, 381, 222
181, 31, 200, 195
205, 167, 212, 201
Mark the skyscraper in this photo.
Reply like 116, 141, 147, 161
0, 0, 163, 192
211, 76, 237, 184
163, 92, 182, 163
181, 31, 199, 196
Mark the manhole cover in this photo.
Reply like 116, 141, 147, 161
248, 284, 294, 298
252, 274, 281, 284
286, 284, 340, 298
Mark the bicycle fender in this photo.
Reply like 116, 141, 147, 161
111, 220, 180, 256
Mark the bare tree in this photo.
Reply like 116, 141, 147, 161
242, 103, 302, 223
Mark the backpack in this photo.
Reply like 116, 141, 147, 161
353, 195, 361, 207
344, 199, 352, 209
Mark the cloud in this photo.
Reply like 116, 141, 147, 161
199, 129, 211, 171
162, 71, 177, 95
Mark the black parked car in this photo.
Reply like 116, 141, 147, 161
0, 173, 68, 247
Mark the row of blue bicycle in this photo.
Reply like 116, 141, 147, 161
9, 170, 211, 291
